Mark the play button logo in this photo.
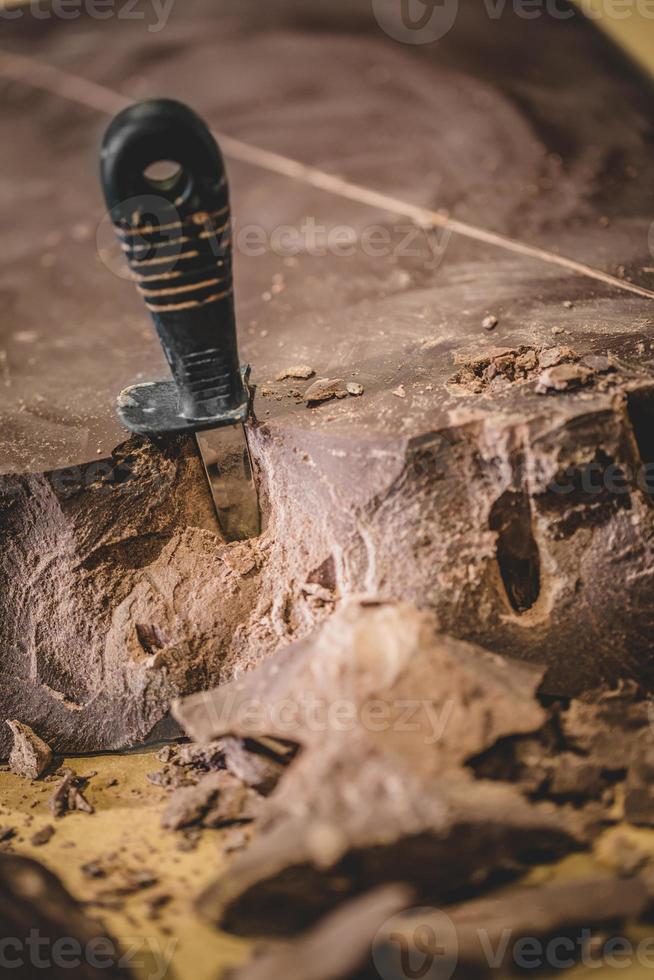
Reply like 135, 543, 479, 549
372, 907, 459, 980
372, 0, 459, 44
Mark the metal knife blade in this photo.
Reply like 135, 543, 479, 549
195, 423, 260, 542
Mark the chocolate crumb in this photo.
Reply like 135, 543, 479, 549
81, 859, 106, 879
304, 378, 347, 405
30, 824, 55, 846
276, 365, 315, 381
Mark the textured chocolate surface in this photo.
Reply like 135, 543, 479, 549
1, 2, 654, 753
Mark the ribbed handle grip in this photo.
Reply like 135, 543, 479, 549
100, 98, 246, 422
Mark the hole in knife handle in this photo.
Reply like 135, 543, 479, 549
144, 159, 185, 194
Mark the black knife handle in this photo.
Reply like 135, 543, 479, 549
100, 99, 246, 422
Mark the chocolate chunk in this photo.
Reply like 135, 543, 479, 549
176, 603, 578, 935
228, 885, 412, 980
30, 825, 55, 847
6, 721, 53, 780
536, 362, 593, 392
304, 378, 347, 404
49, 770, 94, 818
203, 772, 263, 828
538, 345, 578, 369
161, 771, 226, 831
163, 769, 262, 832
221, 739, 286, 796
276, 365, 315, 381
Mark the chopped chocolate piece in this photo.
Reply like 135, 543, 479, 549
515, 349, 538, 372
0, 827, 15, 843
163, 769, 261, 831
176, 603, 577, 935
538, 345, 578, 369
30, 825, 55, 847
6, 721, 53, 780
304, 378, 347, 404
221, 739, 286, 796
276, 366, 315, 381
547, 753, 605, 800
203, 772, 263, 828
147, 763, 196, 790
200, 772, 578, 936
162, 771, 225, 831
227, 885, 412, 980
49, 770, 94, 818
176, 602, 546, 765
536, 363, 593, 392
176, 740, 226, 771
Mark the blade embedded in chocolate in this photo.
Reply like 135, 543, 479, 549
100, 99, 261, 542
195, 424, 260, 542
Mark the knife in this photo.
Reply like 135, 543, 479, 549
100, 98, 260, 542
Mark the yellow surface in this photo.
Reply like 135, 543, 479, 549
0, 752, 248, 980
572, 0, 654, 76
